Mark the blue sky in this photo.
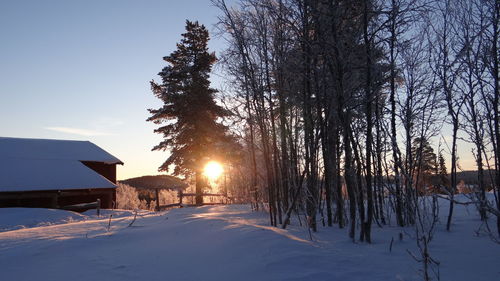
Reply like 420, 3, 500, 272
0, 0, 229, 179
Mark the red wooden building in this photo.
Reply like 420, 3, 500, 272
0, 137, 123, 210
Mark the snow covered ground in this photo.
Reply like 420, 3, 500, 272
0, 198, 499, 281
0, 207, 148, 232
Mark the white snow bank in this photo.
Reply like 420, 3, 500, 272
0, 208, 150, 232
81, 208, 145, 219
0, 208, 85, 231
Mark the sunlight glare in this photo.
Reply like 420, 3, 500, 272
204, 161, 223, 180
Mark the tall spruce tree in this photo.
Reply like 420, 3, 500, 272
437, 152, 450, 189
412, 137, 438, 193
147, 20, 231, 205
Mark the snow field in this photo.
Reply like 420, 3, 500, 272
0, 197, 498, 281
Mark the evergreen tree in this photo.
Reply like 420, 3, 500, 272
147, 20, 232, 205
436, 152, 450, 193
412, 138, 437, 173
437, 152, 450, 190
411, 137, 437, 193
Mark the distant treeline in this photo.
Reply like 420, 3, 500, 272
455, 170, 495, 187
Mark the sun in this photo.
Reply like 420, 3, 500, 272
204, 161, 223, 180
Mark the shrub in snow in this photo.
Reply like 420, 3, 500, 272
140, 199, 156, 211
159, 189, 178, 204
117, 182, 187, 210
116, 183, 141, 210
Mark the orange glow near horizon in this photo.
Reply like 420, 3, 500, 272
204, 161, 223, 181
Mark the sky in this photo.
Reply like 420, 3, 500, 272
0, 0, 478, 181
0, 0, 232, 180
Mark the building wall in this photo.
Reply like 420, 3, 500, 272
81, 161, 117, 183
0, 188, 116, 211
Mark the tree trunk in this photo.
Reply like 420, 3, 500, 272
389, 1, 404, 226
195, 170, 204, 205
362, 0, 373, 243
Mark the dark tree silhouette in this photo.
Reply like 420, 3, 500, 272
147, 20, 232, 205
412, 137, 438, 194
437, 153, 450, 189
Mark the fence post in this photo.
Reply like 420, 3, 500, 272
96, 198, 101, 217
178, 190, 183, 206
155, 189, 160, 211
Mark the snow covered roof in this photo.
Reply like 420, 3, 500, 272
0, 137, 123, 192
0, 137, 123, 164
0, 158, 117, 192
